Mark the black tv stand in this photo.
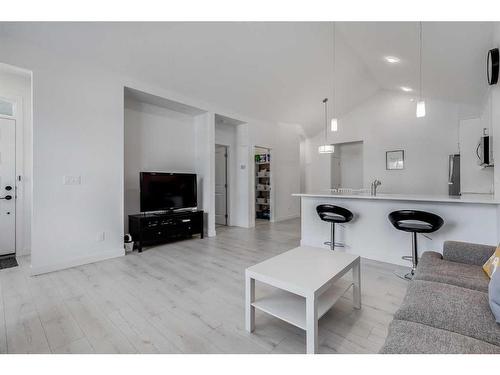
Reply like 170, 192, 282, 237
128, 210, 204, 252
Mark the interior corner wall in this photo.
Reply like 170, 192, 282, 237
271, 123, 302, 221
215, 121, 237, 226
0, 68, 32, 256
234, 123, 251, 227
195, 112, 216, 237
124, 99, 198, 232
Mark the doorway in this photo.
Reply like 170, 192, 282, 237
331, 141, 364, 190
254, 146, 272, 222
215, 144, 228, 226
0, 117, 16, 256
0, 63, 33, 261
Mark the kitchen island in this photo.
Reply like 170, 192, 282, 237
293, 192, 500, 266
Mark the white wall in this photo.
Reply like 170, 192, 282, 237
0, 35, 302, 274
215, 121, 237, 226
459, 118, 494, 194
303, 134, 332, 193
194, 112, 216, 237
304, 90, 466, 195
234, 124, 252, 227
0, 66, 32, 256
124, 99, 198, 231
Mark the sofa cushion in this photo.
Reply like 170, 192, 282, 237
395, 280, 500, 346
443, 241, 496, 266
380, 319, 500, 354
490, 269, 500, 323
414, 251, 489, 292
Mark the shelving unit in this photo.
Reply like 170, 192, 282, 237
255, 152, 271, 220
252, 279, 354, 330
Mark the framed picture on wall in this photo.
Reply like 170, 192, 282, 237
386, 150, 404, 170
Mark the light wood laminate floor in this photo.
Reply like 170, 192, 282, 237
0, 219, 408, 354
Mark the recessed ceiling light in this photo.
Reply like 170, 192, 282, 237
401, 86, 413, 92
384, 56, 400, 64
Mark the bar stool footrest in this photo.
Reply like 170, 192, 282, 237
324, 241, 346, 248
394, 269, 414, 281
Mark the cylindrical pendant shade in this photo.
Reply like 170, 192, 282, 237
331, 118, 338, 132
416, 100, 426, 118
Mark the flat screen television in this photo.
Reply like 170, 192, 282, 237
140, 172, 197, 212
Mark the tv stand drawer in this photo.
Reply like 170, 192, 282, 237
128, 210, 204, 252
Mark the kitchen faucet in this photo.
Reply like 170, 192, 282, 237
371, 179, 381, 196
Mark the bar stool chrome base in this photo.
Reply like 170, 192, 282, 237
395, 233, 418, 280
323, 241, 346, 250
394, 269, 416, 281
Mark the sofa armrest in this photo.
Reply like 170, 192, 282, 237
442, 241, 496, 266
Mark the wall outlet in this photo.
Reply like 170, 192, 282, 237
97, 231, 105, 242
63, 175, 82, 185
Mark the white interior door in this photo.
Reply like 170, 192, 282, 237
0, 118, 16, 255
215, 145, 228, 225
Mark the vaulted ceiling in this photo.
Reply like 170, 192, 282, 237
0, 22, 494, 135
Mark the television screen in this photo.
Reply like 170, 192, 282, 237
140, 172, 197, 212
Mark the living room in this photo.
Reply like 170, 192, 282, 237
0, 1, 499, 372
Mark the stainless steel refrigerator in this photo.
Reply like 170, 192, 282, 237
448, 154, 461, 196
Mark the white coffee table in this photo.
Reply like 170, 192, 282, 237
245, 246, 361, 354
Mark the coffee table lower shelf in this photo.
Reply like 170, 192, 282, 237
252, 280, 354, 330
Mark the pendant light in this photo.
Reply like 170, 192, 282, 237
331, 22, 339, 131
318, 98, 335, 154
416, 22, 426, 118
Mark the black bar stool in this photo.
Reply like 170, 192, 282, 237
388, 210, 444, 279
316, 204, 354, 251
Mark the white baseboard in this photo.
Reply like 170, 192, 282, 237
16, 247, 31, 257
30, 247, 125, 276
273, 213, 300, 222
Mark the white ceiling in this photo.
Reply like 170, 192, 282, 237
0, 22, 495, 135
337, 22, 493, 107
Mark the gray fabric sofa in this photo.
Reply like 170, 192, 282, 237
380, 240, 500, 354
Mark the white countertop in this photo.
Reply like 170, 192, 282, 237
292, 192, 499, 205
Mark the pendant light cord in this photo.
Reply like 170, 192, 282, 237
332, 22, 336, 119
323, 98, 328, 141
419, 21, 423, 100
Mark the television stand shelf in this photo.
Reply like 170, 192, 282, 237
128, 210, 204, 252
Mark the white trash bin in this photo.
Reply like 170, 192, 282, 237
124, 234, 134, 253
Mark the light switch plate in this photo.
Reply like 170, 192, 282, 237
63, 175, 81, 185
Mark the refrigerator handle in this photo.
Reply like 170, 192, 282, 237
448, 156, 454, 185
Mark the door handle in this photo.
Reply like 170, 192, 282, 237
0, 195, 12, 200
